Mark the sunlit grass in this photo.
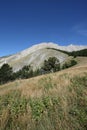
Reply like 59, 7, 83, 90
0, 64, 87, 130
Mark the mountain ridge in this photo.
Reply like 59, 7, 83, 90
0, 42, 87, 71
1, 42, 87, 58
18, 42, 87, 56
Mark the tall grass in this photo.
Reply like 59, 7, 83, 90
0, 72, 87, 130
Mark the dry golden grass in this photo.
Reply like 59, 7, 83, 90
0, 56, 87, 98
75, 56, 87, 66
0, 109, 10, 130
0, 57, 87, 130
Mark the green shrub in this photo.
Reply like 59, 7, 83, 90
62, 59, 77, 69
41, 57, 60, 73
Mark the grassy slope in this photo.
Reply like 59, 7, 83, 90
0, 57, 87, 130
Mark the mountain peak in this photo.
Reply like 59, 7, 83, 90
20, 42, 87, 57
0, 42, 87, 72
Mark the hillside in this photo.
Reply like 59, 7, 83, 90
47, 48, 87, 57
0, 57, 87, 130
8, 48, 68, 72
0, 42, 87, 72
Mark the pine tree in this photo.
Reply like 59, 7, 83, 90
0, 64, 13, 84
41, 57, 60, 73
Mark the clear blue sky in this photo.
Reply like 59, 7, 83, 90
0, 0, 87, 56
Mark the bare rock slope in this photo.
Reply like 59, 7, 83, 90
0, 42, 87, 71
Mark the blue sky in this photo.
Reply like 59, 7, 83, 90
0, 0, 87, 56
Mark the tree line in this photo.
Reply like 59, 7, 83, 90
0, 57, 77, 85
47, 48, 87, 57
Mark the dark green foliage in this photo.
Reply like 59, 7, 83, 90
12, 71, 21, 80
0, 64, 34, 84
13, 65, 33, 79
41, 57, 60, 73
47, 48, 70, 55
0, 58, 77, 85
70, 49, 87, 57
47, 48, 87, 57
33, 68, 41, 76
70, 59, 77, 66
20, 65, 33, 79
62, 59, 77, 69
62, 62, 69, 69
0, 64, 13, 84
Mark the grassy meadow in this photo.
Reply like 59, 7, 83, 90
0, 57, 87, 130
